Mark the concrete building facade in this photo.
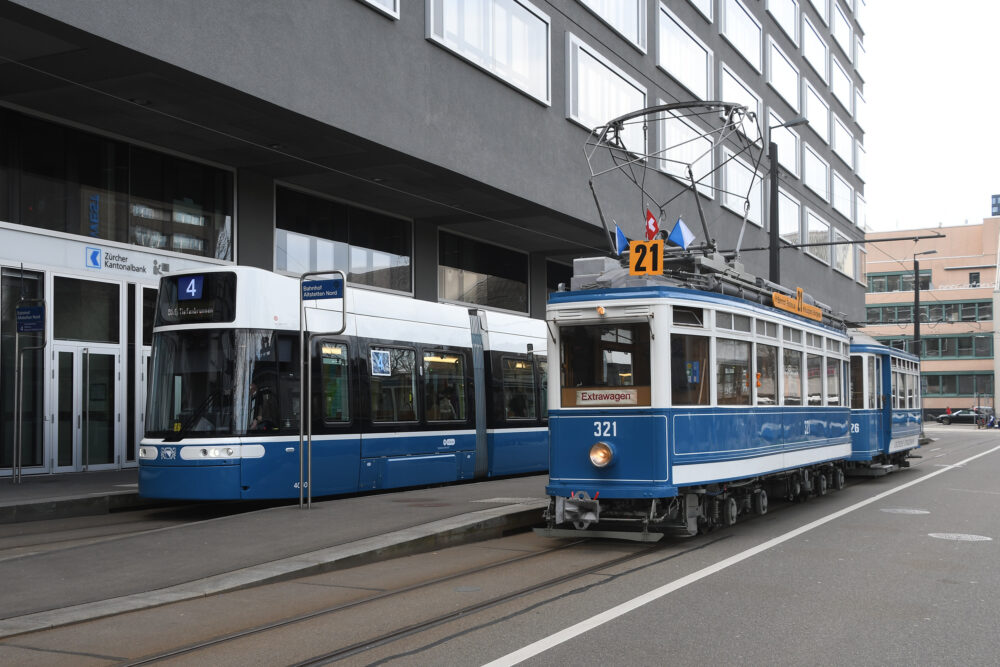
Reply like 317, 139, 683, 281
863, 220, 1000, 419
0, 0, 869, 476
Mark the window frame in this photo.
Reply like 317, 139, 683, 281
657, 3, 713, 100
767, 0, 799, 44
801, 15, 828, 82
580, 0, 647, 52
721, 147, 764, 227
804, 82, 830, 143
359, 0, 399, 19
721, 0, 763, 72
805, 208, 831, 264
803, 144, 830, 200
767, 37, 800, 112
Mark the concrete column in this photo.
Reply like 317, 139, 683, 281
529, 252, 548, 319
412, 220, 439, 303
236, 169, 275, 270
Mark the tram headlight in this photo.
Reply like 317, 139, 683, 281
589, 442, 614, 468
138, 446, 158, 460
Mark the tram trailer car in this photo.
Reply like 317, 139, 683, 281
538, 255, 919, 541
139, 266, 547, 500
847, 332, 922, 475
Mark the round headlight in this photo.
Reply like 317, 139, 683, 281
589, 442, 614, 468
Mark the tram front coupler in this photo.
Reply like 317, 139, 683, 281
556, 491, 601, 529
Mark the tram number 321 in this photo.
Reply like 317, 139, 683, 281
594, 421, 618, 437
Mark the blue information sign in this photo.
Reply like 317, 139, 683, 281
177, 275, 204, 301
302, 278, 344, 300
16, 305, 44, 333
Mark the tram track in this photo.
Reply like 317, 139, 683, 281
119, 534, 727, 666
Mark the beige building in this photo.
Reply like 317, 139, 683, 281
863, 219, 1000, 418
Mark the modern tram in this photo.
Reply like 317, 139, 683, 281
537, 253, 922, 541
138, 266, 548, 500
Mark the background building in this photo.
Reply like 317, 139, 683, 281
863, 219, 1000, 419
0, 0, 869, 476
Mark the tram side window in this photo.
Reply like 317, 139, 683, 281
502, 357, 536, 420
320, 342, 350, 423
806, 354, 823, 406
868, 357, 878, 409
537, 357, 548, 419
826, 357, 842, 406
671, 334, 710, 405
424, 351, 466, 421
717, 338, 751, 405
560, 323, 651, 406
906, 372, 915, 408
850, 356, 864, 409
247, 332, 301, 433
783, 349, 803, 406
370, 347, 417, 422
756, 343, 778, 405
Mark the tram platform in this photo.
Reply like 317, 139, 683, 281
0, 471, 548, 639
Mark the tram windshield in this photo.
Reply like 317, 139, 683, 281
559, 323, 651, 407
146, 329, 301, 439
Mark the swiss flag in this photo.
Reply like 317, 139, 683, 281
645, 209, 659, 240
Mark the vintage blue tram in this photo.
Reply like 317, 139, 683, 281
138, 266, 548, 500
537, 254, 920, 540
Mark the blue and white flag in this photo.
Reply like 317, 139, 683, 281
667, 217, 696, 250
615, 223, 629, 256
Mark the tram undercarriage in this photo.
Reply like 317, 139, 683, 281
536, 464, 849, 542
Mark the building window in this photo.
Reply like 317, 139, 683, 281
769, 111, 801, 176
970, 272, 981, 287
832, 228, 853, 277
567, 33, 647, 153
832, 116, 854, 168
804, 83, 829, 143
855, 193, 866, 228
767, 0, 798, 43
854, 89, 866, 130
439, 232, 528, 312
721, 0, 762, 71
857, 246, 866, 285
778, 188, 801, 243
580, 0, 646, 51
688, 0, 713, 21
428, 0, 551, 104
803, 146, 829, 200
721, 65, 762, 142
830, 57, 852, 112
657, 104, 714, 196
722, 149, 763, 226
1, 109, 234, 261
657, 5, 712, 100
275, 186, 412, 292
991, 194, 1000, 216
832, 171, 853, 219
767, 38, 800, 111
831, 2, 852, 59
802, 16, 828, 82
920, 373, 994, 397
806, 0, 828, 24
806, 209, 830, 263
359, 0, 399, 19
855, 36, 865, 80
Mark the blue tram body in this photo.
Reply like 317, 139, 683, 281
139, 267, 548, 500
538, 255, 918, 541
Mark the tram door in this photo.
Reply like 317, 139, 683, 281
50, 344, 121, 471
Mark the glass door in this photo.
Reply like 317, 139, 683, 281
51, 344, 121, 471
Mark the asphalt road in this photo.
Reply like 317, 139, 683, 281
3, 425, 998, 666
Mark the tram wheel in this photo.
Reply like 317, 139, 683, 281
816, 473, 828, 496
788, 479, 801, 501
833, 467, 845, 491
723, 497, 738, 526
753, 489, 768, 516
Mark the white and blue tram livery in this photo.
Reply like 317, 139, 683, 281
139, 266, 547, 500
538, 254, 905, 540
847, 332, 922, 474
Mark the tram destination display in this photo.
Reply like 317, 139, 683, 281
156, 272, 238, 324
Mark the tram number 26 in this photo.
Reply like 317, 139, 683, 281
629, 240, 664, 276
594, 421, 617, 437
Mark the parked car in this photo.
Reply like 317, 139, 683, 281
936, 408, 993, 425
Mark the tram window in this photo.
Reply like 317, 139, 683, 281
807, 354, 823, 405
807, 333, 823, 349
717, 338, 751, 405
907, 373, 915, 408
756, 320, 777, 338
783, 349, 803, 405
717, 312, 731, 329
370, 347, 418, 422
502, 357, 536, 420
424, 351, 466, 421
733, 314, 751, 332
671, 334, 710, 406
756, 343, 778, 405
537, 357, 549, 419
871, 357, 880, 409
674, 306, 704, 327
826, 357, 842, 406
320, 342, 350, 423
559, 323, 651, 406
783, 327, 802, 344
850, 356, 864, 409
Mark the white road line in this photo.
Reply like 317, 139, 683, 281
483, 444, 1000, 667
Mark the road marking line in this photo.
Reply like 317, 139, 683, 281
483, 444, 1000, 667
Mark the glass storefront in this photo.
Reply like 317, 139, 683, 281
0, 108, 234, 261
0, 269, 45, 469
438, 232, 528, 312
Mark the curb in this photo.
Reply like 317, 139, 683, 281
0, 493, 173, 525
0, 501, 546, 639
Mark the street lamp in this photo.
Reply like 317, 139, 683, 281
767, 116, 809, 285
912, 249, 936, 357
